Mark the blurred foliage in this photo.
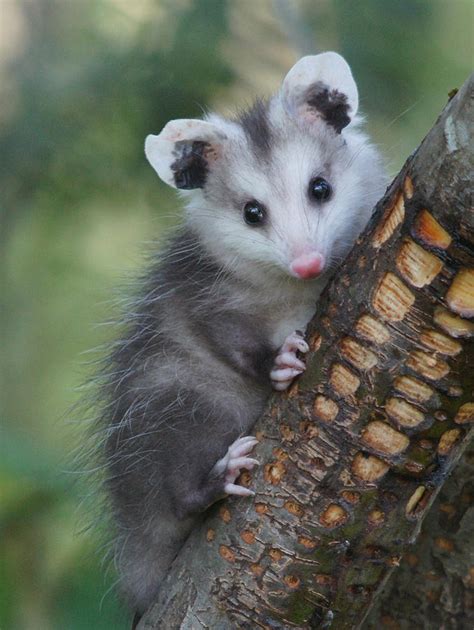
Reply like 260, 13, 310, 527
0, 0, 472, 628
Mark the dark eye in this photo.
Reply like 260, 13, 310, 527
243, 200, 265, 226
309, 177, 332, 202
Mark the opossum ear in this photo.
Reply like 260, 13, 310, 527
145, 120, 226, 190
281, 52, 358, 133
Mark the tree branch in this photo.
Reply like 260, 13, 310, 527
365, 440, 474, 628
139, 74, 473, 630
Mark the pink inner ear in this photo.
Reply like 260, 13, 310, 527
202, 144, 221, 164
300, 104, 323, 125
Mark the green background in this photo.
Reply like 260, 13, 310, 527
1, 1, 472, 628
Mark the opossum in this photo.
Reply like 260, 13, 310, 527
98, 52, 386, 619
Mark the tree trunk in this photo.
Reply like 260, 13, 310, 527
365, 441, 474, 630
138, 74, 473, 630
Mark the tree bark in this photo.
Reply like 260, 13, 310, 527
365, 442, 474, 630
138, 75, 474, 630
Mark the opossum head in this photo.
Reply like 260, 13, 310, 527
145, 52, 385, 284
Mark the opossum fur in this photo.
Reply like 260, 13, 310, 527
94, 52, 386, 617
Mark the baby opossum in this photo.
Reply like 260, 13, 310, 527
99, 52, 386, 617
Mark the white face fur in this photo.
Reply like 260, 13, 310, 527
145, 52, 386, 287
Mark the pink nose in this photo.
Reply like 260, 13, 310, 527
290, 253, 325, 279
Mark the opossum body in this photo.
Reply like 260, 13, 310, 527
100, 52, 386, 616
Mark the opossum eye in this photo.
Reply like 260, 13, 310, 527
309, 177, 332, 202
243, 201, 266, 226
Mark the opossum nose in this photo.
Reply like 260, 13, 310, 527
290, 253, 325, 279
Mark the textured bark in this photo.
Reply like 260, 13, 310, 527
365, 442, 474, 630
139, 75, 474, 629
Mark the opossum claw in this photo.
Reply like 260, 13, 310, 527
271, 330, 309, 390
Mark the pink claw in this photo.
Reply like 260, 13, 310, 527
224, 483, 255, 497
271, 330, 309, 391
213, 435, 259, 496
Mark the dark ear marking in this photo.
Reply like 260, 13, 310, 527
171, 140, 211, 189
306, 81, 351, 133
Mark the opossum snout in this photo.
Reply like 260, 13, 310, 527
290, 252, 325, 279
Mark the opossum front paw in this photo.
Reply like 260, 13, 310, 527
271, 330, 309, 391
215, 436, 259, 497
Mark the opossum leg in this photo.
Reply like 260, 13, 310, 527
173, 436, 259, 517
211, 435, 259, 496
271, 330, 309, 391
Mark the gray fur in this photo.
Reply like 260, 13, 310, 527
236, 98, 273, 157
100, 230, 275, 614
